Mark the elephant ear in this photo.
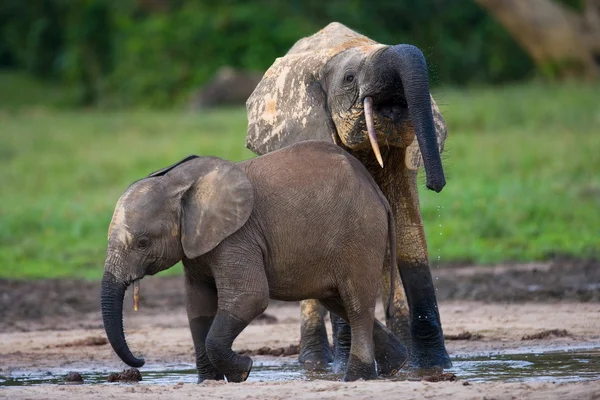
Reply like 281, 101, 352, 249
405, 96, 448, 170
147, 155, 199, 177
175, 158, 254, 259
246, 22, 377, 155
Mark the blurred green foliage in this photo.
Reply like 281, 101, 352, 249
1, 72, 598, 278
0, 0, 549, 107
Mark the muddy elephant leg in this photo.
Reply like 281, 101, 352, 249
373, 150, 451, 370
346, 148, 451, 372
380, 250, 411, 348
298, 299, 333, 369
184, 265, 224, 383
330, 313, 351, 373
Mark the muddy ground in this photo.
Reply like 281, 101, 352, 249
1, 259, 599, 399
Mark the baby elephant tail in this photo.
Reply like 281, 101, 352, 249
385, 206, 397, 321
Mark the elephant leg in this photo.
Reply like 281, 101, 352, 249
184, 266, 223, 383
330, 313, 351, 373
399, 260, 450, 370
319, 296, 377, 382
205, 310, 255, 382
298, 299, 333, 369
205, 251, 269, 382
380, 250, 411, 348
372, 319, 409, 376
378, 161, 451, 370
330, 312, 408, 376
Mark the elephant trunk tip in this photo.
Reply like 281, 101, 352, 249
426, 175, 446, 193
125, 357, 146, 368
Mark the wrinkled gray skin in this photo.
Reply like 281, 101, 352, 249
101, 141, 408, 383
246, 23, 451, 372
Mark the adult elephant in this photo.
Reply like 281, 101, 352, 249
246, 22, 450, 371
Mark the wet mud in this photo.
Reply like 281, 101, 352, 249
1, 260, 599, 399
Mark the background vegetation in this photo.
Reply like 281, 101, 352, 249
1, 72, 598, 278
1, 1, 598, 279
0, 0, 543, 107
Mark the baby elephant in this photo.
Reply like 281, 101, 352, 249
101, 141, 407, 382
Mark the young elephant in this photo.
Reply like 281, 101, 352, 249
101, 141, 408, 382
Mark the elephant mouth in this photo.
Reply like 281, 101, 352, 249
357, 99, 411, 145
363, 95, 414, 167
340, 97, 412, 152
372, 95, 410, 124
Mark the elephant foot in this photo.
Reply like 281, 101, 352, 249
343, 355, 377, 382
409, 317, 452, 371
195, 350, 225, 383
224, 355, 253, 383
373, 321, 409, 376
406, 366, 445, 381
298, 300, 333, 370
298, 348, 332, 370
332, 344, 350, 374
409, 347, 452, 372
197, 370, 224, 384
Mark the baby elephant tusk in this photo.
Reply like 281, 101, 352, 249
133, 280, 140, 312
363, 97, 384, 168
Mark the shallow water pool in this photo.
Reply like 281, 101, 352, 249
1, 345, 599, 386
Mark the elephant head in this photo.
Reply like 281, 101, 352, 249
246, 22, 447, 192
101, 156, 254, 367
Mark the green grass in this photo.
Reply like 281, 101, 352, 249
1, 74, 598, 278
0, 71, 77, 111
1, 107, 253, 279
423, 82, 600, 264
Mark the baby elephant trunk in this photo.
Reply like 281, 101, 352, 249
101, 271, 145, 368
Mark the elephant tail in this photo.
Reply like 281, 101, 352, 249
385, 205, 397, 321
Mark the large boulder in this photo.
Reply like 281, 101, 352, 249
188, 66, 263, 110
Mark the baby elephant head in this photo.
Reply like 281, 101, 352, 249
101, 156, 254, 367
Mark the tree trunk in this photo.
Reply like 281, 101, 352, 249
475, 0, 600, 79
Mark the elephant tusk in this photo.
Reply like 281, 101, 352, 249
363, 97, 384, 168
133, 280, 140, 312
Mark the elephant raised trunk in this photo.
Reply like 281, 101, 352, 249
385, 44, 446, 193
101, 271, 145, 368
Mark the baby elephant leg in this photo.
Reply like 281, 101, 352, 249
184, 268, 223, 383
329, 313, 408, 376
205, 253, 269, 383
320, 295, 377, 382
205, 311, 256, 382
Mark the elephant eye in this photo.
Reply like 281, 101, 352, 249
344, 73, 355, 83
137, 237, 150, 249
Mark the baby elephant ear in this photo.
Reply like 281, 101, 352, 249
405, 96, 448, 170
180, 159, 254, 259
246, 22, 377, 156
